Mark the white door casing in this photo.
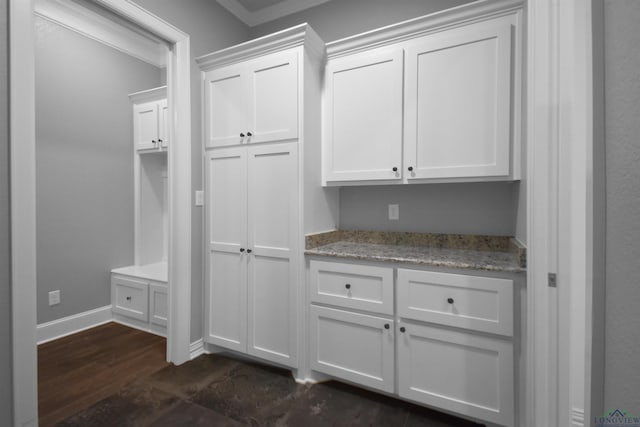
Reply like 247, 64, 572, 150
9, 1, 193, 424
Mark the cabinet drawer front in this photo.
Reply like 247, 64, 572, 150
310, 260, 393, 314
310, 305, 394, 393
397, 269, 513, 336
112, 276, 149, 322
397, 322, 513, 426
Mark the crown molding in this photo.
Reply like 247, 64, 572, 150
34, 0, 168, 67
128, 85, 167, 104
217, 0, 331, 27
196, 23, 325, 71
326, 0, 524, 59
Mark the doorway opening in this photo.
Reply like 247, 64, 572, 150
10, 0, 193, 425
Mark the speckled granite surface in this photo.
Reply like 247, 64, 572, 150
305, 230, 526, 273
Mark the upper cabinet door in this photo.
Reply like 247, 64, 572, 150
158, 99, 169, 149
134, 101, 159, 150
205, 64, 249, 148
404, 17, 513, 181
324, 47, 404, 183
246, 51, 298, 145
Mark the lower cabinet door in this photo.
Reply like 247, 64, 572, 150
309, 305, 394, 393
149, 283, 168, 327
397, 321, 513, 426
112, 275, 149, 322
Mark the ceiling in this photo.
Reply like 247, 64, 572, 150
217, 0, 332, 27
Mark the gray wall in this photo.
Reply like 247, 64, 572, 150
35, 17, 162, 323
0, 0, 13, 423
340, 182, 519, 235
603, 0, 640, 412
250, 0, 474, 42
252, 0, 521, 239
130, 0, 250, 342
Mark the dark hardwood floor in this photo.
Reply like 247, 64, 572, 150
41, 322, 482, 427
38, 322, 168, 427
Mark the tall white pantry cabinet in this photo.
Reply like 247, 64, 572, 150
197, 25, 338, 368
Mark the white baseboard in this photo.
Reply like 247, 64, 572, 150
190, 338, 205, 359
37, 305, 113, 344
572, 408, 585, 427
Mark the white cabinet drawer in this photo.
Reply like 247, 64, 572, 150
149, 283, 168, 327
397, 321, 513, 426
112, 276, 148, 322
397, 269, 513, 336
310, 305, 395, 393
310, 260, 393, 314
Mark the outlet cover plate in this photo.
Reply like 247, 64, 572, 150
388, 204, 399, 220
49, 290, 60, 306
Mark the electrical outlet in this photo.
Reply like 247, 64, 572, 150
49, 290, 61, 306
388, 204, 399, 220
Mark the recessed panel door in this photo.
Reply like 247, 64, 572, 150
404, 17, 513, 180
324, 47, 404, 182
205, 65, 249, 148
246, 51, 298, 144
205, 147, 248, 351
397, 321, 514, 426
134, 102, 158, 150
246, 142, 298, 367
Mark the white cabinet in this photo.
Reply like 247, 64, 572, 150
111, 266, 168, 335
204, 50, 298, 148
199, 25, 334, 372
205, 142, 299, 367
307, 259, 517, 426
111, 86, 170, 336
309, 305, 395, 393
308, 259, 395, 392
323, 10, 522, 185
397, 321, 514, 426
395, 269, 515, 424
324, 47, 404, 182
404, 17, 513, 180
130, 86, 168, 151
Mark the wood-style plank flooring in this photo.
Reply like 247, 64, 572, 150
43, 323, 482, 427
38, 322, 168, 427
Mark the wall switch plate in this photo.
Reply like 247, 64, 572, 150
195, 190, 204, 206
388, 204, 399, 220
49, 290, 60, 306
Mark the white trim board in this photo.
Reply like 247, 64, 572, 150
217, 0, 331, 27
37, 306, 113, 344
34, 0, 169, 67
189, 338, 205, 360
572, 408, 586, 427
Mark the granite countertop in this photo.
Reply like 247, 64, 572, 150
304, 230, 526, 273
